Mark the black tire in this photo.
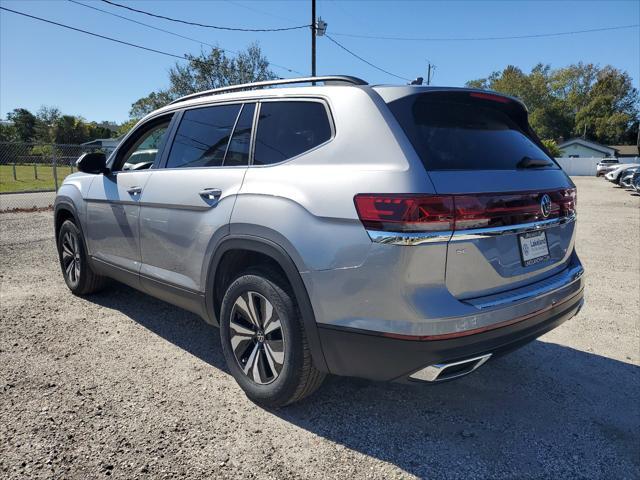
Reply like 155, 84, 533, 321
219, 269, 325, 407
57, 219, 108, 295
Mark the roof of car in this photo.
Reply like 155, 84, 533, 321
144, 75, 526, 122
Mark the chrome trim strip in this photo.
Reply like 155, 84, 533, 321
366, 229, 453, 245
86, 198, 213, 211
366, 214, 575, 246
465, 263, 584, 310
450, 214, 576, 241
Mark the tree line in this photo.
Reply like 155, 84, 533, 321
2, 44, 638, 150
466, 63, 639, 147
0, 106, 122, 145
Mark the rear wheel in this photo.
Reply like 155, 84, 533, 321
219, 270, 325, 407
57, 219, 108, 295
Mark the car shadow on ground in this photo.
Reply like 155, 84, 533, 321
88, 283, 229, 374
89, 284, 640, 478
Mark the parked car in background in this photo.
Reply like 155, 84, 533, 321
53, 76, 584, 407
122, 148, 159, 171
596, 158, 620, 177
620, 167, 640, 189
630, 171, 640, 192
605, 164, 640, 184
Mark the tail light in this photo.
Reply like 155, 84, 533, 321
468, 92, 511, 103
454, 192, 562, 230
353, 194, 454, 232
354, 188, 576, 233
558, 188, 577, 217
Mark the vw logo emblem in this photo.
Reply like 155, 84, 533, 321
540, 194, 551, 218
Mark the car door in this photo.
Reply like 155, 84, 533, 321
84, 114, 175, 282
138, 102, 255, 295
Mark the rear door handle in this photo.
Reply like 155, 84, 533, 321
199, 188, 222, 203
127, 186, 142, 195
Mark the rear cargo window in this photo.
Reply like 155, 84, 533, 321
388, 94, 557, 171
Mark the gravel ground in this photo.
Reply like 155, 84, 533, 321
0, 191, 55, 211
1, 176, 638, 479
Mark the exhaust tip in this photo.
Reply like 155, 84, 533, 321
410, 353, 492, 382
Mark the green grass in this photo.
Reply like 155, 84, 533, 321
0, 164, 75, 193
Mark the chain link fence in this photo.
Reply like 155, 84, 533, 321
0, 142, 110, 212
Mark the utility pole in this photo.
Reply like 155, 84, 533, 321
311, 0, 316, 77
426, 62, 438, 86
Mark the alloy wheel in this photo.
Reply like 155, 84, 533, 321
229, 291, 285, 385
61, 231, 81, 286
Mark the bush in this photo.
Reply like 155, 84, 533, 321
542, 139, 561, 157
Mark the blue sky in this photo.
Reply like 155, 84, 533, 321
1, 0, 638, 123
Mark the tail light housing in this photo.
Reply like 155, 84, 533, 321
557, 188, 577, 217
354, 188, 576, 233
353, 194, 454, 232
468, 92, 511, 103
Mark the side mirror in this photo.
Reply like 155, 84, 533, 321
77, 152, 107, 174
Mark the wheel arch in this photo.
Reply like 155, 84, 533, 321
205, 235, 329, 373
54, 199, 79, 245
54, 197, 95, 261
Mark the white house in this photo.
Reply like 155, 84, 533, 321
557, 138, 617, 158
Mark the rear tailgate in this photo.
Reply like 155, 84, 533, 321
384, 89, 577, 299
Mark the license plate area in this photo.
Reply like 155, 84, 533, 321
518, 230, 550, 267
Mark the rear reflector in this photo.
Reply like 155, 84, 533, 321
354, 188, 576, 233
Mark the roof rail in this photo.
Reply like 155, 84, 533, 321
168, 75, 368, 105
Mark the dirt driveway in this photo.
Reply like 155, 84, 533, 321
1, 176, 638, 479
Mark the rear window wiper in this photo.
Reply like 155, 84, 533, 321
517, 156, 553, 169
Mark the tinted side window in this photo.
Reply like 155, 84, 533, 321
224, 103, 255, 167
119, 122, 170, 171
112, 114, 174, 172
254, 101, 331, 165
166, 104, 240, 168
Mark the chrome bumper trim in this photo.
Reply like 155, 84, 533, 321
410, 354, 492, 382
366, 214, 576, 246
465, 263, 584, 310
450, 214, 576, 242
366, 229, 453, 245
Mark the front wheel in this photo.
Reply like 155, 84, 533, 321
57, 219, 107, 295
219, 270, 325, 407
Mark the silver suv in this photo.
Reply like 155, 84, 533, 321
54, 76, 584, 406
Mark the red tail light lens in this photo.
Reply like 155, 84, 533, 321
469, 92, 511, 103
355, 189, 576, 233
558, 188, 577, 217
353, 194, 454, 232
454, 192, 561, 230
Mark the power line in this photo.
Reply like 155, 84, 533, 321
67, 0, 304, 75
331, 24, 640, 42
1, 6, 198, 62
100, 0, 310, 32
324, 34, 409, 82
0, 6, 292, 77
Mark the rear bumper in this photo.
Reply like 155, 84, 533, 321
318, 286, 583, 382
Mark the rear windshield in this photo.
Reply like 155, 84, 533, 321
387, 93, 558, 171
